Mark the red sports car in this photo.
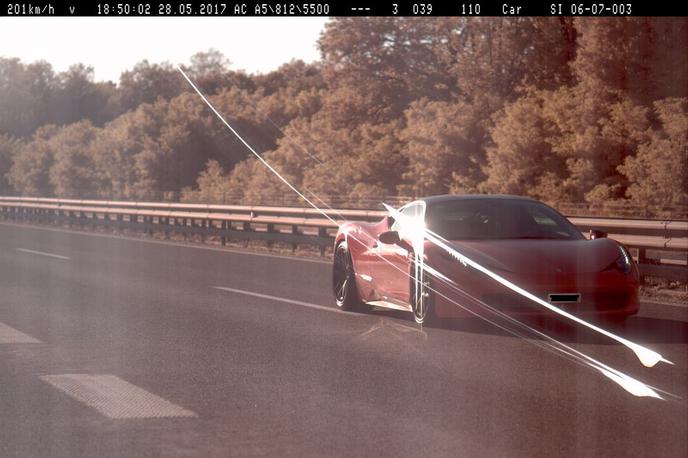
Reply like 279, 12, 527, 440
332, 195, 639, 325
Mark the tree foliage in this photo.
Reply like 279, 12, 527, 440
1, 19, 686, 214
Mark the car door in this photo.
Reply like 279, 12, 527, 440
374, 202, 425, 305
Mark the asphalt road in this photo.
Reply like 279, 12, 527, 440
0, 222, 686, 457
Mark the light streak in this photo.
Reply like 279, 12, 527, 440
421, 273, 670, 399
179, 68, 673, 398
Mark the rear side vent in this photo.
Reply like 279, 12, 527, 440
548, 293, 581, 304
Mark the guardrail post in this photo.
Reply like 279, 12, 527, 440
164, 217, 170, 239
242, 221, 250, 247
266, 223, 275, 248
176, 217, 183, 238
291, 225, 300, 253
638, 247, 648, 284
318, 227, 328, 256
221, 221, 227, 246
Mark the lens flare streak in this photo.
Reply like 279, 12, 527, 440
424, 274, 669, 399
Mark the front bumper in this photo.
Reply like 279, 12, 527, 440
431, 268, 639, 320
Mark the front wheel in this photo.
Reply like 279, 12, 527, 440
333, 241, 365, 311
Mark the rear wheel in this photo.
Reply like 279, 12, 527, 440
333, 241, 365, 311
410, 262, 437, 325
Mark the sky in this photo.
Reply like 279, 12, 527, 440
0, 17, 329, 82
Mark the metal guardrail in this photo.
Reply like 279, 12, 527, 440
1, 197, 686, 283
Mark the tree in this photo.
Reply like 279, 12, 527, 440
180, 159, 236, 203
449, 18, 576, 106
184, 49, 250, 96
482, 90, 560, 199
0, 58, 56, 137
0, 134, 22, 193
400, 99, 485, 196
48, 120, 104, 197
8, 125, 60, 196
91, 113, 142, 199
619, 98, 688, 207
114, 60, 185, 114
318, 18, 458, 125
54, 64, 115, 126
572, 18, 688, 105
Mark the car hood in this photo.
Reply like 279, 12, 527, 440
436, 238, 621, 275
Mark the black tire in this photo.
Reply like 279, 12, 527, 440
333, 241, 366, 311
410, 261, 437, 325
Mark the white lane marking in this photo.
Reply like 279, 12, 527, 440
40, 374, 196, 419
16, 248, 71, 260
213, 286, 355, 315
0, 322, 41, 344
0, 222, 329, 264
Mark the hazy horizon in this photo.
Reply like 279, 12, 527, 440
0, 17, 329, 82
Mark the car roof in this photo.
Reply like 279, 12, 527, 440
414, 194, 539, 206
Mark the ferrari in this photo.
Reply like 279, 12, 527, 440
332, 195, 639, 325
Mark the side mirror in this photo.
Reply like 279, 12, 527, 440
378, 230, 414, 252
386, 215, 395, 229
589, 229, 608, 240
378, 230, 401, 245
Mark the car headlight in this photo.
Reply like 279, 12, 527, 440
615, 245, 633, 274
603, 245, 633, 274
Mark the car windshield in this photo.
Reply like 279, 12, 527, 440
424, 200, 583, 240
